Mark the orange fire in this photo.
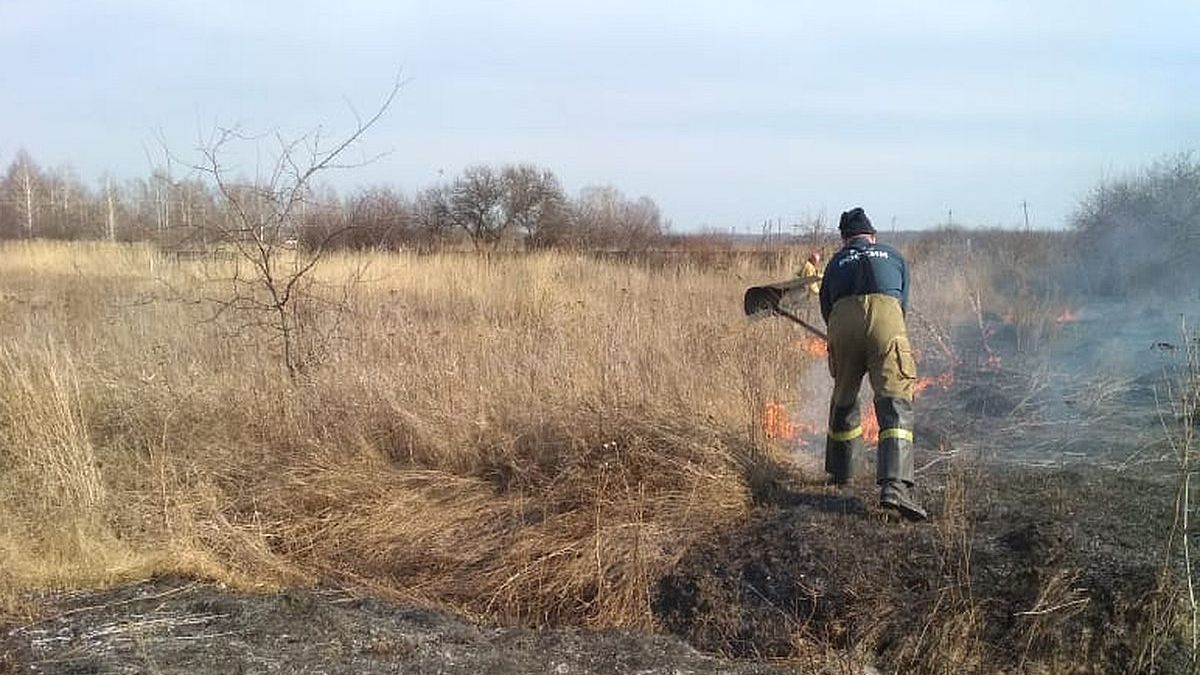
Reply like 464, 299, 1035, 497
761, 402, 819, 441
764, 400, 880, 444
1055, 309, 1079, 324
762, 402, 797, 440
794, 336, 828, 357
914, 370, 956, 397
862, 402, 879, 444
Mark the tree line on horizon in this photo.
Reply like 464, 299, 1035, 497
5, 145, 1196, 280
0, 149, 669, 251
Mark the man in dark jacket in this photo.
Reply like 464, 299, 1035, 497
819, 207, 926, 521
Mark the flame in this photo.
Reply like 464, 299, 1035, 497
1055, 309, 1079, 324
914, 370, 956, 397
762, 402, 797, 440
862, 402, 879, 444
794, 336, 828, 357
761, 402, 819, 441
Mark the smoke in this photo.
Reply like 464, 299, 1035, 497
1068, 152, 1200, 300
891, 155, 1200, 468
1052, 152, 1200, 404
763, 153, 1200, 469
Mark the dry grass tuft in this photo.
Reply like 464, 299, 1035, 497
275, 407, 757, 628
0, 343, 150, 594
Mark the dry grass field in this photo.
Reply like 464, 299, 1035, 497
0, 241, 828, 622
0, 238, 1193, 673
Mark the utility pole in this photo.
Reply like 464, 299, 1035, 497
1021, 200, 1030, 231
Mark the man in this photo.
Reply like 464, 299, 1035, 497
819, 207, 926, 521
799, 252, 823, 296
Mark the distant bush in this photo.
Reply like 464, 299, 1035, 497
1071, 153, 1200, 297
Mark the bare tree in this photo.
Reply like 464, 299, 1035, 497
2, 150, 43, 239
186, 79, 402, 376
412, 185, 455, 248
796, 210, 830, 250
320, 185, 413, 250
499, 164, 571, 248
573, 185, 664, 251
104, 175, 118, 241
523, 195, 573, 249
450, 164, 507, 249
442, 163, 569, 249
501, 164, 565, 241
621, 195, 663, 249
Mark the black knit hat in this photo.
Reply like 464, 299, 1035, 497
838, 207, 876, 237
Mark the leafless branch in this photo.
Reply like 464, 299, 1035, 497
162, 77, 403, 376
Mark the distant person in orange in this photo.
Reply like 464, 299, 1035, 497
799, 252, 823, 296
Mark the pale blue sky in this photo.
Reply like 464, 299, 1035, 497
2, 0, 1197, 231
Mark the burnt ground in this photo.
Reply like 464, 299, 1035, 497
655, 462, 1187, 674
2, 304, 1195, 675
0, 579, 791, 675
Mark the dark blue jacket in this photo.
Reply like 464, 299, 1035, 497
819, 237, 909, 323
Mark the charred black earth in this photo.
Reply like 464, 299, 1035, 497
655, 463, 1187, 674
1, 579, 791, 675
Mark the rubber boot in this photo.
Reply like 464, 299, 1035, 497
825, 402, 864, 487
876, 397, 927, 522
825, 435, 864, 487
